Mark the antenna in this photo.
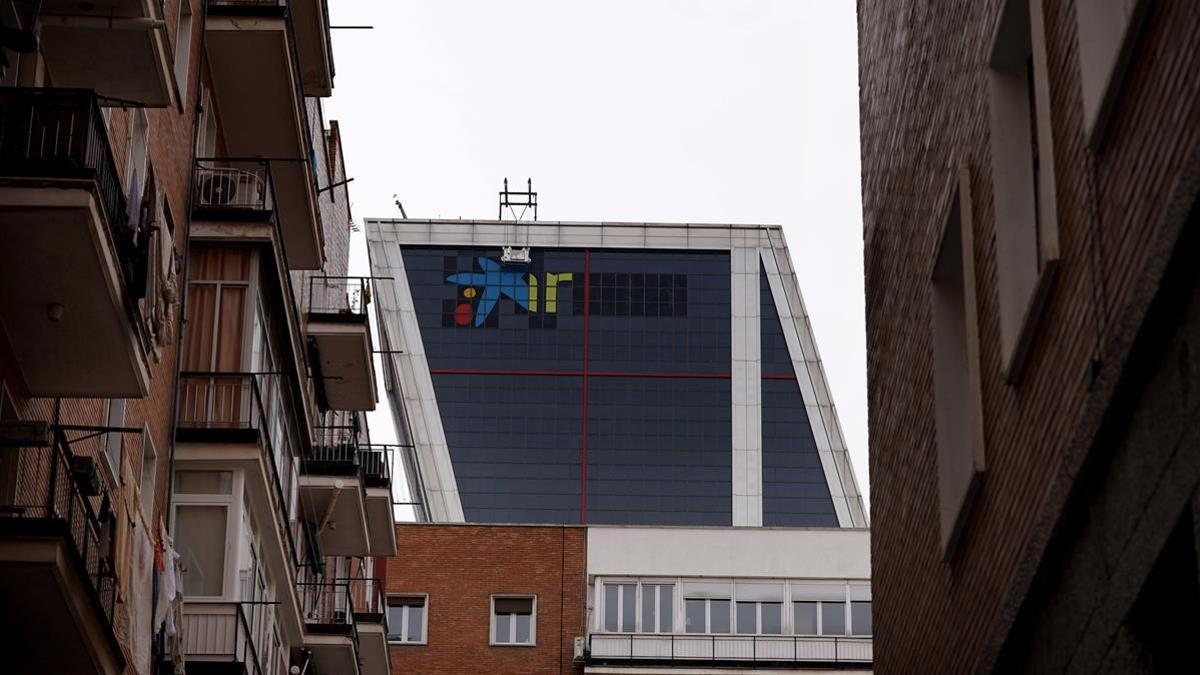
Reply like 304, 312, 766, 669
498, 178, 536, 264
392, 194, 407, 219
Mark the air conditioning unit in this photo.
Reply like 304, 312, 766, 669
200, 171, 239, 206
332, 609, 348, 624
70, 456, 101, 496
573, 636, 586, 661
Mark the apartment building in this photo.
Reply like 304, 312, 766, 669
0, 2, 394, 675
860, 0, 1200, 672
368, 220, 874, 673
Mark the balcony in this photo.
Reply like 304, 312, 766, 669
290, 0, 335, 96
175, 372, 309, 633
204, 0, 322, 269
39, 0, 175, 106
180, 602, 273, 675
0, 428, 124, 675
347, 577, 390, 675
360, 445, 396, 556
299, 412, 369, 556
587, 633, 873, 668
307, 277, 378, 411
298, 581, 361, 675
0, 88, 150, 397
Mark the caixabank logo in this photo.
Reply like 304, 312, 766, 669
444, 256, 574, 328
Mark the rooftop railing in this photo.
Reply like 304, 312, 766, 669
0, 87, 147, 297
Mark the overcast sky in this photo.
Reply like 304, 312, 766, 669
324, 1, 871, 510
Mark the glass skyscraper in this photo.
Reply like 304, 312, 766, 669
368, 220, 866, 529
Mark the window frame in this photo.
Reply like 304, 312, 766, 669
170, 469, 242, 601
386, 594, 429, 645
601, 579, 676, 634
988, 0, 1061, 384
490, 595, 537, 647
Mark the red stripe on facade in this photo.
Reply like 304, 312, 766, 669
581, 249, 590, 525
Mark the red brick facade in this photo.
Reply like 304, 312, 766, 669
860, 0, 1200, 672
385, 524, 587, 675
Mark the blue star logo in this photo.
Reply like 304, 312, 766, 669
446, 257, 531, 326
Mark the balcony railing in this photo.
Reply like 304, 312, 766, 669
298, 580, 360, 641
177, 371, 306, 570
359, 444, 392, 489
193, 158, 276, 220
0, 427, 123, 633
588, 633, 873, 665
180, 602, 267, 675
307, 275, 371, 319
0, 87, 147, 297
344, 576, 386, 624
308, 409, 365, 477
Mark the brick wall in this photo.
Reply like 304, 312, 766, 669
385, 523, 587, 675
859, 0, 1200, 672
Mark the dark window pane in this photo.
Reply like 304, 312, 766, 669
604, 584, 618, 632
641, 586, 655, 633
495, 613, 511, 642
515, 613, 532, 644
387, 606, 404, 639
851, 601, 872, 636
407, 605, 424, 642
736, 602, 757, 634
761, 602, 782, 635
710, 599, 730, 634
659, 586, 674, 633
822, 601, 846, 636
794, 602, 818, 635
621, 584, 636, 632
685, 599, 705, 634
495, 597, 533, 614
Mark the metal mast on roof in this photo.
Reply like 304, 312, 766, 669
499, 178, 536, 264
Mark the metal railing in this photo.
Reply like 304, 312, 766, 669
193, 158, 275, 216
177, 371, 305, 571
0, 87, 146, 297
588, 633, 873, 664
308, 409, 364, 476
307, 275, 372, 317
359, 444, 392, 489
180, 602, 267, 675
343, 576, 386, 625
298, 580, 359, 640
0, 427, 123, 633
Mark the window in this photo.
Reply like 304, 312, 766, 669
173, 0, 194, 98
103, 398, 126, 482
603, 583, 636, 632
792, 601, 847, 637
175, 504, 227, 596
930, 170, 986, 557
139, 428, 157, 521
172, 470, 235, 598
684, 597, 730, 634
491, 596, 535, 646
602, 581, 673, 633
851, 601, 872, 636
387, 596, 427, 644
989, 0, 1060, 382
736, 601, 782, 635
1076, 0, 1150, 143
641, 584, 673, 633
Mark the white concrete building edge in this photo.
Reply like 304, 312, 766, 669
365, 219, 867, 528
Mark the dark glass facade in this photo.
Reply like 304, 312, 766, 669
760, 270, 839, 526
403, 247, 732, 525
